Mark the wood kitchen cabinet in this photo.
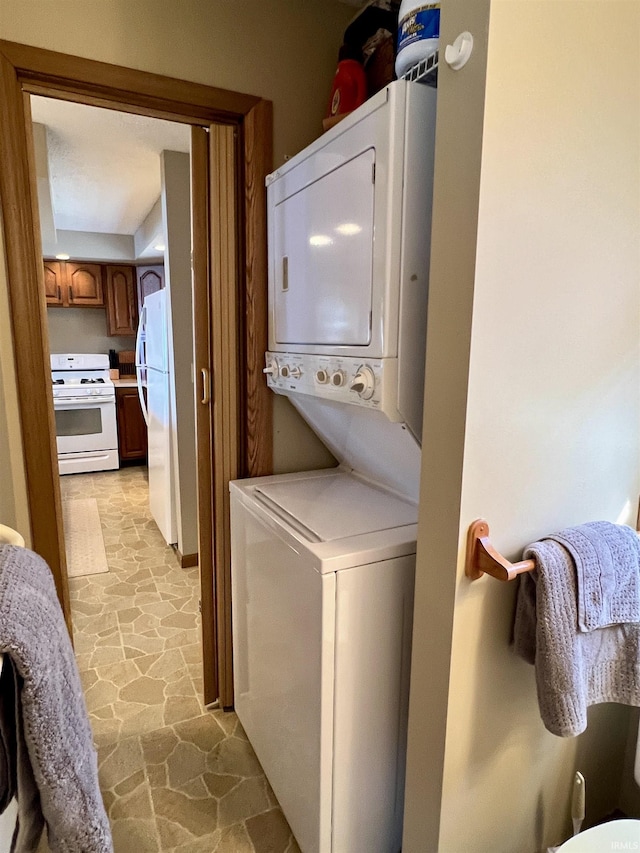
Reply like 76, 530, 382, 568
105, 265, 138, 336
115, 386, 147, 462
136, 265, 164, 313
44, 260, 104, 307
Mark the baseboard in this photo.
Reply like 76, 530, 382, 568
179, 551, 198, 568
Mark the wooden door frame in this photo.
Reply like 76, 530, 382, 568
0, 40, 273, 707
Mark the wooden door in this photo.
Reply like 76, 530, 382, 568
43, 260, 64, 305
65, 262, 104, 306
136, 265, 164, 314
105, 265, 138, 335
208, 123, 241, 709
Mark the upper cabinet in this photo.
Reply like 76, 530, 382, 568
136, 265, 164, 314
44, 258, 159, 338
105, 265, 138, 336
44, 260, 104, 307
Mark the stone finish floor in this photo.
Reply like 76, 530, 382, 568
61, 467, 300, 853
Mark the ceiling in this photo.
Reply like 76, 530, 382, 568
30, 96, 191, 237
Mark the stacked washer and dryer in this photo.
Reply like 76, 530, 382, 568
230, 79, 437, 853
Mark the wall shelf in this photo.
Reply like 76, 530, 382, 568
401, 50, 438, 87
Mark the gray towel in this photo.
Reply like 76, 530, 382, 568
0, 545, 112, 852
548, 521, 640, 631
513, 532, 640, 737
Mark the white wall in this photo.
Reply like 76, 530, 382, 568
43, 230, 135, 261
405, 2, 640, 851
161, 150, 198, 558
134, 197, 163, 260
32, 122, 56, 249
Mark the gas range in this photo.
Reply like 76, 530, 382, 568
51, 353, 115, 400
50, 353, 119, 475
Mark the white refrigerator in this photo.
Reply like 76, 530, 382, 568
135, 289, 177, 545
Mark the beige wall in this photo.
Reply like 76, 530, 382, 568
0, 0, 344, 533
403, 1, 492, 849
47, 307, 134, 353
0, 0, 352, 171
406, 2, 640, 851
0, 212, 30, 544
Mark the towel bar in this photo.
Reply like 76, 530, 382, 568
465, 519, 536, 581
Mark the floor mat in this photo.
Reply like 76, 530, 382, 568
62, 498, 109, 577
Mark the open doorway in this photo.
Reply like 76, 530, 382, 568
31, 93, 207, 720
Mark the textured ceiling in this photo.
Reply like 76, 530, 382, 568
30, 96, 191, 235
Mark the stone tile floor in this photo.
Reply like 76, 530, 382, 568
60, 467, 300, 853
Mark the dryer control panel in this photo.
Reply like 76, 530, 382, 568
264, 352, 402, 422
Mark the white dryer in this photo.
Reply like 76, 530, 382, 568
230, 78, 438, 853
230, 468, 416, 853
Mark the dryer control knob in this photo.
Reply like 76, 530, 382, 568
263, 358, 279, 378
280, 365, 290, 379
331, 371, 346, 387
349, 365, 376, 400
289, 366, 302, 379
315, 369, 329, 384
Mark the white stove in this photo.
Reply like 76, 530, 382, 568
50, 354, 119, 475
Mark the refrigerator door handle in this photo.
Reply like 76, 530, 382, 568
135, 304, 149, 426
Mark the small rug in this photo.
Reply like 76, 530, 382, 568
62, 498, 110, 577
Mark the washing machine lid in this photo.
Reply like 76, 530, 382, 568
253, 471, 416, 543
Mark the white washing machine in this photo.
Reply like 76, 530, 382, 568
230, 78, 438, 852
230, 467, 417, 853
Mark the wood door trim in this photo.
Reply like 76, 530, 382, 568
0, 39, 260, 123
0, 56, 71, 628
0, 41, 273, 702
242, 100, 273, 477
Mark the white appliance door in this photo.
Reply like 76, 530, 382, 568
231, 493, 335, 853
332, 556, 415, 852
144, 289, 169, 372
54, 399, 117, 454
273, 148, 375, 347
147, 366, 176, 545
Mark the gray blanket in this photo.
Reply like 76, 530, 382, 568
0, 545, 112, 852
513, 529, 640, 737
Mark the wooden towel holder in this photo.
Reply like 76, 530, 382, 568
467, 504, 640, 582
465, 518, 536, 582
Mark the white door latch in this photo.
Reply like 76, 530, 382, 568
444, 31, 473, 71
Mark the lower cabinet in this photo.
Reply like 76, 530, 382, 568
116, 387, 147, 462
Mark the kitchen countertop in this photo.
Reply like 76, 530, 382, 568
112, 377, 138, 388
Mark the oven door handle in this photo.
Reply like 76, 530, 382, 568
54, 397, 115, 407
